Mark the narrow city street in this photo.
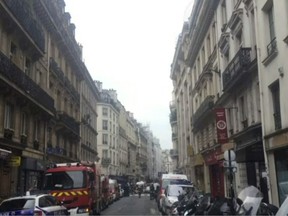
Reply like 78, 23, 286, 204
101, 194, 160, 215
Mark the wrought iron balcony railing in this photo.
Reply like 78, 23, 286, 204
49, 58, 80, 103
192, 95, 214, 126
170, 149, 179, 158
267, 37, 277, 57
274, 112, 282, 130
222, 48, 252, 90
57, 111, 80, 135
0, 51, 54, 113
172, 133, 177, 140
4, 0, 45, 52
101, 157, 111, 166
170, 110, 177, 123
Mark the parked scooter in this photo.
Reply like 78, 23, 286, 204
172, 186, 278, 216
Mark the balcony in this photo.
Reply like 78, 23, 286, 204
172, 133, 177, 140
81, 144, 98, 156
192, 95, 214, 127
56, 111, 80, 136
3, 0, 45, 52
33, 0, 84, 80
101, 158, 111, 167
263, 38, 277, 66
0, 51, 55, 114
170, 110, 177, 123
49, 58, 80, 103
222, 48, 252, 91
170, 149, 179, 159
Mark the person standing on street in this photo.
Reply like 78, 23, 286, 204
150, 183, 155, 200
138, 185, 143, 198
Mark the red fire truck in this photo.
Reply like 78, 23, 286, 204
43, 161, 102, 215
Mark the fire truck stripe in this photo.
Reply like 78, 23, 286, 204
52, 193, 57, 196
64, 192, 70, 196
77, 191, 83, 195
83, 191, 88, 195
71, 192, 76, 195
58, 192, 63, 197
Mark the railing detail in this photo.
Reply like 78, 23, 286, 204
192, 95, 214, 126
222, 48, 252, 90
49, 58, 80, 103
57, 111, 79, 135
4, 0, 45, 52
0, 51, 54, 113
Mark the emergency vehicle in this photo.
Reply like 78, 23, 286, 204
43, 161, 102, 215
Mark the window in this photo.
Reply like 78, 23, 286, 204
102, 120, 108, 130
24, 58, 31, 76
102, 107, 108, 116
270, 81, 281, 130
33, 120, 40, 141
21, 112, 27, 135
267, 6, 275, 40
239, 96, 247, 129
4, 103, 14, 129
103, 134, 108, 144
201, 47, 205, 69
10, 42, 17, 59
102, 150, 108, 158
207, 36, 211, 56
228, 108, 234, 135
221, 1, 227, 26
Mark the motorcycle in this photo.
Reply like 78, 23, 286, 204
174, 186, 278, 216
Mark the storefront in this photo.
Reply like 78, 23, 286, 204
0, 148, 12, 200
191, 154, 205, 193
18, 157, 45, 195
203, 147, 225, 198
274, 148, 288, 205
234, 124, 268, 203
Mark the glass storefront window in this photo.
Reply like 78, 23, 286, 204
275, 149, 288, 205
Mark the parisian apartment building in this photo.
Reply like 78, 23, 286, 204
94, 82, 163, 182
0, 0, 162, 200
170, 0, 288, 206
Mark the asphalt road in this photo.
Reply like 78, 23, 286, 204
101, 193, 161, 215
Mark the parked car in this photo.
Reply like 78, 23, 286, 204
0, 193, 68, 216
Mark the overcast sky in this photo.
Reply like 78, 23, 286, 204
65, 0, 194, 150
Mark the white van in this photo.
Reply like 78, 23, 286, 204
157, 174, 191, 212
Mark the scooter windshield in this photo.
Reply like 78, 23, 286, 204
276, 196, 288, 216
238, 186, 263, 216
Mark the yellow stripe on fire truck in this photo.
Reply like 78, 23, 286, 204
52, 191, 89, 197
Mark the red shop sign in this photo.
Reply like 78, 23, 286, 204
204, 147, 222, 165
215, 108, 228, 144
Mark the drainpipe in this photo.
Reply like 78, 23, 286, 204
252, 0, 272, 203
